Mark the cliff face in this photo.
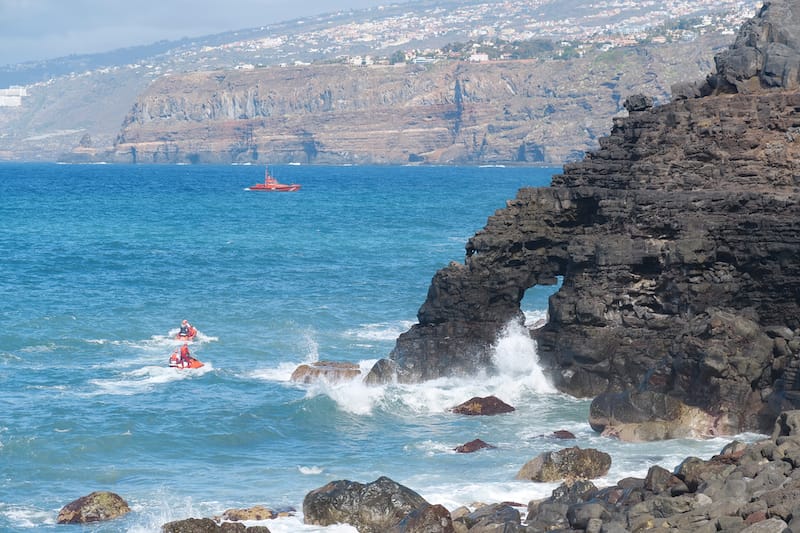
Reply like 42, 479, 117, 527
107, 39, 722, 166
369, 0, 800, 436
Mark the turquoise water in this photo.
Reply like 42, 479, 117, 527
0, 164, 751, 532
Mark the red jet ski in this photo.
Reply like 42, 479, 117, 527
169, 350, 204, 369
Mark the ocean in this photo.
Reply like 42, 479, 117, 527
0, 163, 757, 532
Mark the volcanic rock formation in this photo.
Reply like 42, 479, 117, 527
368, 0, 800, 437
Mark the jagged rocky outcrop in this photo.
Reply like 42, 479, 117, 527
369, 0, 800, 437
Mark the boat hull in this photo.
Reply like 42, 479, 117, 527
247, 184, 301, 192
169, 358, 204, 369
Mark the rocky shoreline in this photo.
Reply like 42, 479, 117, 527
58, 410, 800, 532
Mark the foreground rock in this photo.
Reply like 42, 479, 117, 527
369, 0, 800, 437
516, 447, 612, 482
162, 517, 271, 532
293, 410, 800, 532
523, 412, 800, 532
303, 476, 429, 532
56, 490, 130, 524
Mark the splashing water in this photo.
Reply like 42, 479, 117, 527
491, 319, 555, 395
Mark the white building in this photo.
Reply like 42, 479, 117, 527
0, 86, 27, 107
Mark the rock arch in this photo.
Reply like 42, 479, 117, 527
367, 0, 800, 434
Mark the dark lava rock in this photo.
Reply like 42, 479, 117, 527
303, 476, 428, 533
450, 395, 515, 415
454, 438, 496, 453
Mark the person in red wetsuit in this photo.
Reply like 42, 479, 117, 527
179, 343, 193, 367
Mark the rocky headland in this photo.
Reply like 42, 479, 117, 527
367, 0, 800, 441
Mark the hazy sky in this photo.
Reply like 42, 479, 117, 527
0, 0, 391, 66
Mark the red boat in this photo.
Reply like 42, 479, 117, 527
247, 168, 301, 192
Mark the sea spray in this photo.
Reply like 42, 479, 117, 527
491, 319, 555, 396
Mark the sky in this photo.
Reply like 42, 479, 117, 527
0, 0, 392, 66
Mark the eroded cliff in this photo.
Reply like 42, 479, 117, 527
369, 0, 800, 437
108, 39, 723, 166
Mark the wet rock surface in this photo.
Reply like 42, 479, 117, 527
450, 395, 516, 415
290, 360, 361, 383
303, 476, 429, 533
56, 490, 130, 524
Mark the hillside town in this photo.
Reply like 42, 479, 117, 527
189, 0, 761, 68
0, 0, 763, 163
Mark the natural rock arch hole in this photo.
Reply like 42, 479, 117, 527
519, 276, 562, 330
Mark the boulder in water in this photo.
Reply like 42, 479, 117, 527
290, 360, 361, 383
56, 490, 130, 524
516, 446, 612, 482
303, 476, 429, 532
450, 395, 515, 415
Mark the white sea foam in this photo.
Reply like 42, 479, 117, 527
298, 465, 324, 475
247, 330, 322, 382
306, 376, 385, 416
249, 360, 304, 382
126, 491, 207, 533
87, 363, 213, 396
522, 308, 548, 327
344, 320, 415, 342
416, 479, 557, 512
408, 439, 458, 456
300, 319, 557, 416
263, 515, 358, 533
490, 319, 555, 396
0, 504, 55, 528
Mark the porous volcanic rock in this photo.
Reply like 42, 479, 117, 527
56, 491, 130, 524
303, 476, 429, 533
162, 517, 271, 532
454, 438, 496, 453
368, 0, 800, 437
388, 503, 455, 533
217, 505, 277, 521
450, 395, 515, 415
290, 360, 361, 383
515, 446, 612, 482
